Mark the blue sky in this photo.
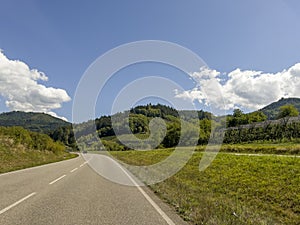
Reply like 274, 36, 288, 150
1, 0, 300, 121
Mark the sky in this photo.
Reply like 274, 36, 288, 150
1, 0, 300, 122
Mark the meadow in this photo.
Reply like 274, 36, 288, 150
111, 149, 300, 224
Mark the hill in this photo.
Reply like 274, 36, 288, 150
74, 104, 213, 151
0, 111, 70, 133
259, 97, 300, 119
0, 111, 77, 149
0, 126, 76, 173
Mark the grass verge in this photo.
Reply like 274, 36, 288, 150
111, 149, 300, 225
0, 137, 77, 174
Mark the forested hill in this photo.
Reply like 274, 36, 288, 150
0, 111, 77, 149
259, 97, 300, 119
2, 99, 300, 151
129, 104, 212, 120
75, 104, 212, 138
0, 126, 76, 173
0, 111, 70, 133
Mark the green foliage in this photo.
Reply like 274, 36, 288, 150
49, 125, 77, 150
277, 104, 299, 119
0, 111, 78, 149
162, 121, 181, 148
0, 126, 66, 153
96, 116, 114, 137
0, 111, 69, 133
0, 126, 77, 173
76, 104, 215, 150
101, 140, 125, 151
199, 119, 211, 144
0, 139, 77, 173
75, 102, 300, 151
128, 114, 149, 134
130, 103, 178, 118
248, 111, 267, 123
224, 120, 300, 144
227, 109, 267, 127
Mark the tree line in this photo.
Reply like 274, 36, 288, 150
62, 104, 300, 151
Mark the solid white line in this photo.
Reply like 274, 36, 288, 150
106, 156, 176, 225
70, 168, 78, 173
0, 192, 36, 215
49, 175, 66, 185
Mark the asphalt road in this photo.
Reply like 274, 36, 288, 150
0, 154, 188, 225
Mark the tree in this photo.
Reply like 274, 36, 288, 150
277, 104, 299, 119
233, 108, 243, 117
248, 111, 267, 123
228, 109, 248, 127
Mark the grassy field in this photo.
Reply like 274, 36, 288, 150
0, 136, 77, 173
111, 149, 300, 225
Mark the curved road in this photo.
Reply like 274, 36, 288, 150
0, 154, 188, 225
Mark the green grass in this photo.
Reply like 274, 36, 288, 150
0, 137, 77, 173
111, 149, 300, 224
195, 143, 300, 155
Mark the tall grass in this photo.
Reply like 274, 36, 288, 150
0, 139, 77, 173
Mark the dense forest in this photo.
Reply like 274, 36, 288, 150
74, 104, 213, 150
0, 111, 69, 132
75, 101, 300, 151
1, 98, 300, 152
0, 111, 77, 150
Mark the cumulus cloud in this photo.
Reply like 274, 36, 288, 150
175, 63, 300, 112
0, 51, 71, 120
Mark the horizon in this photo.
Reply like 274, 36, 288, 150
0, 96, 298, 123
1, 1, 300, 121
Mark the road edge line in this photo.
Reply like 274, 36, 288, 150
105, 156, 176, 225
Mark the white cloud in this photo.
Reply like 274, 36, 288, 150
0, 51, 71, 119
175, 63, 300, 112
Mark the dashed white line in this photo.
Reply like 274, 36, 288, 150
79, 162, 87, 167
70, 168, 78, 173
0, 192, 36, 215
49, 175, 66, 185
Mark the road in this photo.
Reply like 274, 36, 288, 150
0, 154, 188, 225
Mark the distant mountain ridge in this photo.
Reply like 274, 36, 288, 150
1, 99, 300, 150
1, 98, 300, 133
0, 111, 70, 133
259, 97, 300, 119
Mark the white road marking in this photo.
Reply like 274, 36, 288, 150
79, 162, 87, 167
70, 168, 78, 173
0, 192, 36, 215
49, 175, 66, 185
105, 156, 176, 225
